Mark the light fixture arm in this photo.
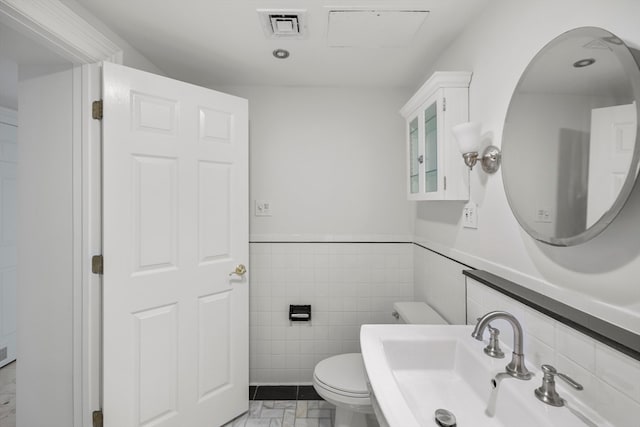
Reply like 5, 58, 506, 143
461, 145, 501, 173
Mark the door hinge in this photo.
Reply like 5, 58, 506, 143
92, 255, 104, 275
92, 410, 103, 427
444, 176, 447, 190
92, 100, 103, 120
442, 97, 447, 112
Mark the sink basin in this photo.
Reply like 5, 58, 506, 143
361, 325, 609, 427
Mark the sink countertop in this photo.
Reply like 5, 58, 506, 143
361, 324, 613, 427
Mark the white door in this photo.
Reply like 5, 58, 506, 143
587, 103, 636, 227
102, 62, 248, 427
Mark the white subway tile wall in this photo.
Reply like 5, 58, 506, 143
249, 242, 413, 384
466, 278, 640, 426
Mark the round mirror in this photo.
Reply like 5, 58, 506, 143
502, 27, 640, 246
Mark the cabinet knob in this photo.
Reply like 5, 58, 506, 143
418, 155, 424, 164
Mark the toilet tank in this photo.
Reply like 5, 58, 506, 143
392, 302, 448, 325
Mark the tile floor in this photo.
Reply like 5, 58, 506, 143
0, 362, 15, 427
222, 400, 335, 427
223, 386, 335, 427
0, 365, 335, 427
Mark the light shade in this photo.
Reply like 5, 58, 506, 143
452, 122, 481, 154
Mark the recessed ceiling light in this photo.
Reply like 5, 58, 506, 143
573, 58, 596, 68
273, 49, 290, 59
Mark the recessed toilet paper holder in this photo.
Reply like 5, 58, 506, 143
289, 304, 311, 321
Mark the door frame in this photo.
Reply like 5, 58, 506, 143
0, 1, 123, 426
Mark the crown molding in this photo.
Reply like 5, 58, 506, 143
0, 0, 122, 64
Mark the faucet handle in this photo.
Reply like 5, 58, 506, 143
541, 364, 583, 390
476, 318, 505, 359
485, 325, 505, 359
535, 364, 583, 407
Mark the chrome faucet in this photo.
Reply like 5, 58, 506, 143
472, 311, 532, 380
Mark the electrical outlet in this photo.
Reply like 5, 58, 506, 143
255, 200, 272, 216
462, 202, 478, 229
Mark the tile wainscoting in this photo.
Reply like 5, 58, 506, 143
249, 242, 413, 384
466, 276, 640, 427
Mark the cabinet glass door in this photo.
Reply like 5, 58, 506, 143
409, 117, 419, 193
424, 103, 438, 193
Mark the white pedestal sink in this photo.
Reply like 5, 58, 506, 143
360, 325, 610, 427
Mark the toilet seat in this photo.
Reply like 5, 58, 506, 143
314, 353, 369, 396
312, 353, 372, 413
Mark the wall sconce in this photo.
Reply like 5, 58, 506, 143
451, 122, 501, 174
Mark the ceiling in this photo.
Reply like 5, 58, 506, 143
519, 30, 634, 98
0, 23, 70, 66
68, 0, 489, 89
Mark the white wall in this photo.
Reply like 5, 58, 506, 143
222, 86, 414, 240
413, 245, 467, 325
17, 67, 75, 427
217, 86, 416, 384
0, 58, 17, 109
413, 0, 640, 334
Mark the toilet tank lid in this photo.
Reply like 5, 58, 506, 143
393, 302, 448, 324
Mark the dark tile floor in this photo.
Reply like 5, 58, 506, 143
251, 385, 323, 401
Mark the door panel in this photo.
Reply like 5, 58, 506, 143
133, 156, 178, 272
198, 162, 232, 262
198, 291, 232, 399
102, 62, 248, 427
135, 304, 178, 426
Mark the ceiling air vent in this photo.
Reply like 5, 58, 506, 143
257, 9, 307, 39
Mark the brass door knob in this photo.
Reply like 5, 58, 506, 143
229, 264, 247, 277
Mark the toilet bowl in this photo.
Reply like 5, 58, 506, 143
312, 302, 447, 427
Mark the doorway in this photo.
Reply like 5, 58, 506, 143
0, 21, 77, 427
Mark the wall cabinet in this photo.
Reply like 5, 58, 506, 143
400, 72, 471, 201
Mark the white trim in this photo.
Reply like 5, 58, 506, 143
0, 2, 121, 425
0, 106, 17, 126
71, 65, 83, 427
0, 0, 122, 63
80, 63, 103, 427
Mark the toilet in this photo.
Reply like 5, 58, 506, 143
312, 302, 448, 427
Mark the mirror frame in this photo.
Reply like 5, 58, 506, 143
502, 27, 640, 246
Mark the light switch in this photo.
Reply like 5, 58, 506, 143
463, 202, 478, 229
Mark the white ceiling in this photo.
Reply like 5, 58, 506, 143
0, 23, 70, 66
69, 0, 489, 89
